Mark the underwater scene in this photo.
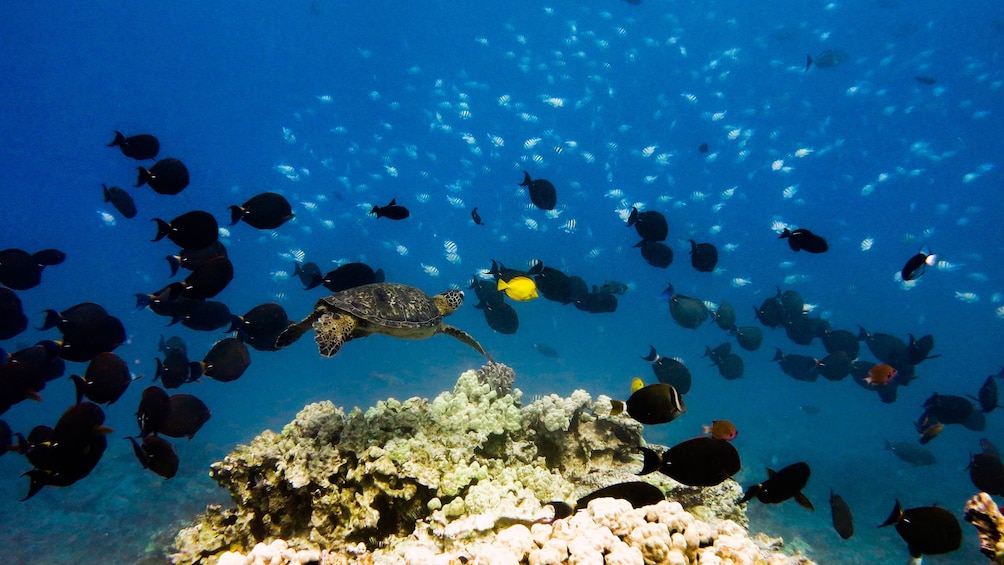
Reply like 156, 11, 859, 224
1, 1, 1003, 564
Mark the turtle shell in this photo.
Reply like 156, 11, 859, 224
318, 283, 441, 331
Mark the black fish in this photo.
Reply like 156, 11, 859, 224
471, 207, 485, 225
971, 375, 1001, 413
575, 481, 664, 509
136, 386, 170, 437
573, 291, 617, 314
906, 333, 938, 365
779, 228, 829, 253
135, 157, 190, 195
921, 393, 979, 426
152, 210, 219, 250
293, 261, 323, 290
914, 75, 937, 85
784, 316, 816, 346
0, 286, 28, 340
192, 337, 250, 383
20, 403, 109, 500
639, 437, 740, 487
532, 343, 560, 358
740, 462, 814, 510
879, 500, 961, 558
830, 490, 854, 539
714, 353, 744, 380
0, 248, 65, 291
127, 435, 179, 479
689, 240, 718, 272
469, 277, 505, 308
519, 171, 557, 210
664, 284, 708, 329
698, 142, 709, 153
158, 335, 187, 356
231, 303, 290, 342
813, 49, 848, 69
885, 440, 936, 466
40, 301, 107, 332
102, 184, 137, 218
818, 351, 852, 381
968, 452, 1004, 496
70, 352, 133, 405
56, 311, 126, 363
176, 300, 231, 331
900, 249, 935, 281
627, 207, 668, 242
155, 348, 197, 389
731, 326, 763, 351
158, 393, 211, 440
620, 383, 686, 425
166, 241, 228, 277
857, 327, 908, 366
772, 348, 819, 382
8, 340, 64, 383
229, 192, 294, 229
167, 256, 234, 300
480, 301, 519, 334
754, 295, 785, 328
711, 302, 735, 331
646, 347, 692, 395
821, 328, 860, 358
635, 240, 673, 268
370, 198, 410, 220
778, 289, 804, 320
323, 262, 384, 292
107, 131, 159, 160
704, 342, 731, 365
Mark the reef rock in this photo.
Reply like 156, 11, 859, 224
171, 362, 814, 565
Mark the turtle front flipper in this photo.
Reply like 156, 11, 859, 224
314, 313, 357, 357
441, 324, 493, 362
275, 310, 322, 349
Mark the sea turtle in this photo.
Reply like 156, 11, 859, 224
275, 282, 492, 360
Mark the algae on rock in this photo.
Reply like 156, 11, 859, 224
170, 362, 747, 564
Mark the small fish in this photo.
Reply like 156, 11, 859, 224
830, 491, 854, 539
532, 343, 560, 358
102, 184, 137, 219
471, 207, 485, 225
779, 228, 829, 253
914, 76, 937, 85
865, 364, 897, 386
900, 248, 936, 281
689, 240, 719, 272
497, 276, 538, 301
370, 198, 410, 220
702, 420, 737, 440
127, 435, 178, 479
107, 131, 159, 160
879, 500, 961, 558
519, 171, 557, 211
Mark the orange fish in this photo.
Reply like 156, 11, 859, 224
865, 364, 897, 386
702, 419, 738, 441
918, 421, 944, 445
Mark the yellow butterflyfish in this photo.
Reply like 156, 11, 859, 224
631, 377, 646, 394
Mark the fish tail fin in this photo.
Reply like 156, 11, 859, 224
189, 361, 204, 380
107, 131, 125, 147
227, 315, 243, 334
152, 218, 171, 242
134, 293, 153, 311
878, 500, 903, 528
293, 262, 303, 277
805, 54, 813, 71
135, 166, 152, 187
547, 501, 574, 520
38, 309, 60, 331
642, 345, 659, 362
779, 228, 791, 239
528, 261, 544, 276
102, 184, 112, 202
496, 279, 510, 291
154, 358, 165, 382
738, 484, 760, 505
20, 469, 50, 501
637, 446, 662, 475
772, 348, 784, 362
856, 326, 868, 340
519, 171, 532, 186
627, 206, 639, 226
369, 205, 381, 217
166, 255, 181, 277
126, 437, 150, 469
227, 205, 245, 226
70, 375, 87, 405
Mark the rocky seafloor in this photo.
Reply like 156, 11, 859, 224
169, 362, 817, 565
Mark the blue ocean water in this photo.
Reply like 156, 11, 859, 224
0, 1, 1002, 563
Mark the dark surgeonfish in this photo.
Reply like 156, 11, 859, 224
711, 302, 735, 331
152, 210, 219, 250
322, 262, 384, 293
20, 402, 111, 500
0, 248, 66, 291
740, 462, 814, 510
166, 241, 228, 277
136, 386, 171, 437
811, 49, 849, 69
971, 375, 1001, 413
127, 435, 179, 479
612, 382, 686, 425
879, 500, 961, 558
532, 343, 560, 359
547, 481, 665, 520
175, 300, 231, 332
968, 452, 1004, 496
635, 240, 673, 268
921, 393, 985, 431
754, 295, 785, 328
471, 207, 485, 225
369, 197, 410, 220
70, 351, 134, 405
663, 284, 708, 330
689, 240, 718, 272
478, 301, 519, 334
191, 337, 250, 383
533, 266, 575, 304
638, 437, 740, 487
885, 440, 936, 466
856, 326, 909, 366
157, 393, 211, 440
772, 349, 819, 382
135, 157, 190, 195
230, 303, 291, 352
102, 184, 137, 219
573, 290, 617, 313
643, 346, 692, 395
158, 335, 187, 356
519, 171, 557, 210
293, 261, 323, 290
830, 490, 854, 540
731, 326, 763, 351
821, 328, 860, 359
469, 277, 504, 309
155, 347, 198, 389
229, 192, 294, 229
107, 131, 159, 160
627, 206, 668, 242
779, 228, 828, 253
818, 351, 852, 381
167, 256, 234, 301
906, 333, 937, 365
54, 309, 126, 363
900, 248, 936, 281
713, 352, 745, 380
0, 286, 28, 340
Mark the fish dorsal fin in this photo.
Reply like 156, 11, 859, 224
388, 198, 397, 206
766, 468, 777, 478
795, 491, 815, 511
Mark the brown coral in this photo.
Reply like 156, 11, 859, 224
965, 491, 1004, 563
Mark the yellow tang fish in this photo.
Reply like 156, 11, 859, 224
497, 276, 539, 301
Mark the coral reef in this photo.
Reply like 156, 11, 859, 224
965, 492, 1004, 564
171, 362, 815, 565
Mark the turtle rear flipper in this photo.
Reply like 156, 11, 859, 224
442, 324, 493, 362
314, 313, 357, 357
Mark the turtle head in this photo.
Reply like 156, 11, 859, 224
434, 289, 464, 316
